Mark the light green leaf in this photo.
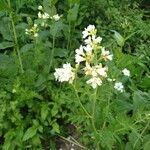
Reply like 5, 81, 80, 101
0, 41, 14, 50
41, 104, 49, 121
111, 30, 125, 47
23, 126, 37, 141
52, 122, 60, 133
67, 4, 79, 22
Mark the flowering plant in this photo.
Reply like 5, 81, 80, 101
54, 25, 131, 148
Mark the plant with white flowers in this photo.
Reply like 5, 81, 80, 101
54, 25, 132, 149
54, 24, 113, 89
37, 5, 62, 27
25, 23, 39, 37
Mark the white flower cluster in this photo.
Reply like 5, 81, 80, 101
25, 23, 39, 37
75, 25, 113, 89
113, 68, 130, 92
122, 68, 130, 77
54, 63, 75, 84
114, 82, 124, 93
54, 25, 113, 89
54, 25, 131, 91
37, 5, 61, 26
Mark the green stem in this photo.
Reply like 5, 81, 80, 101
8, 0, 24, 73
91, 88, 98, 133
67, 22, 71, 51
72, 85, 92, 118
48, 36, 55, 72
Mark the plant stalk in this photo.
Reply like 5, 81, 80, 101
48, 36, 55, 72
8, 0, 24, 73
73, 85, 92, 118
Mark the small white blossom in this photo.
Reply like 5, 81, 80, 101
54, 63, 75, 84
34, 33, 38, 37
82, 25, 96, 38
107, 78, 116, 82
93, 36, 102, 44
34, 24, 38, 28
84, 35, 102, 48
42, 12, 50, 19
38, 5, 43, 10
96, 66, 108, 77
122, 68, 130, 77
51, 14, 61, 21
75, 45, 85, 56
75, 54, 85, 64
101, 47, 113, 61
86, 77, 102, 89
75, 45, 85, 64
114, 82, 124, 92
83, 44, 93, 53
38, 12, 42, 18
84, 62, 93, 76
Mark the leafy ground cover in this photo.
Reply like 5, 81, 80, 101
0, 0, 150, 149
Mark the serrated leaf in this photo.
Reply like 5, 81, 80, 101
23, 126, 37, 141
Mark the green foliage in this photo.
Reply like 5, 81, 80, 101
0, 0, 150, 149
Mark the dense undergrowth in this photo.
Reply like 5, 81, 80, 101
0, 0, 150, 149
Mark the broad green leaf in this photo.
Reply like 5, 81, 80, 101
50, 21, 64, 37
23, 126, 37, 141
139, 76, 150, 89
52, 122, 60, 133
111, 30, 125, 47
41, 104, 49, 121
67, 4, 79, 22
0, 41, 14, 50
20, 43, 34, 53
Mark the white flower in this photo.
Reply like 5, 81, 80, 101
83, 44, 93, 53
82, 25, 96, 38
84, 36, 92, 45
101, 47, 113, 61
84, 35, 102, 49
96, 65, 108, 77
75, 45, 85, 56
84, 62, 93, 76
114, 82, 124, 92
122, 68, 130, 77
51, 14, 61, 21
86, 77, 102, 89
34, 24, 38, 28
75, 54, 85, 64
54, 63, 75, 84
92, 36, 102, 44
38, 12, 42, 18
38, 5, 43, 10
75, 45, 85, 64
34, 33, 38, 37
107, 78, 116, 82
42, 12, 50, 19
25, 29, 29, 34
